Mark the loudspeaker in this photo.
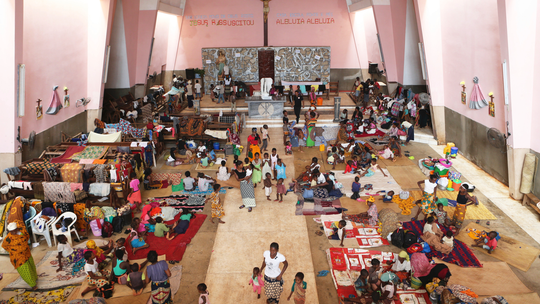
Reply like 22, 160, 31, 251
185, 68, 195, 79
369, 63, 379, 74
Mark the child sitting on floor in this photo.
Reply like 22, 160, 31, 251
145, 218, 156, 233
127, 263, 146, 295
328, 220, 347, 247
344, 160, 358, 174
199, 152, 214, 168
81, 251, 111, 296
166, 209, 195, 240
130, 230, 149, 254
153, 217, 170, 238
249, 267, 264, 299
197, 172, 215, 192
217, 160, 230, 181
378, 145, 395, 162
333, 150, 345, 170
473, 231, 499, 254
358, 159, 388, 178
434, 203, 452, 227
442, 230, 454, 250
382, 190, 394, 202
183, 171, 196, 191
263, 173, 273, 201
351, 176, 362, 200
56, 235, 85, 273
196, 141, 207, 158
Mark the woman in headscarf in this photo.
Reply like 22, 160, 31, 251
2, 221, 38, 290
411, 252, 451, 286
86, 239, 114, 264
452, 184, 479, 231
234, 161, 256, 212
386, 251, 411, 282
246, 128, 261, 162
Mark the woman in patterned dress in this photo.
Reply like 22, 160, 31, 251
2, 221, 38, 290
207, 183, 225, 224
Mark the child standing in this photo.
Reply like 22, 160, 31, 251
216, 160, 230, 181
261, 153, 273, 179
249, 267, 264, 299
351, 176, 361, 200
276, 178, 286, 202
328, 220, 347, 247
285, 141, 293, 155
208, 184, 225, 224
127, 263, 146, 295
195, 80, 202, 100
230, 88, 237, 112
263, 173, 273, 201
198, 283, 210, 304
270, 148, 279, 180
288, 272, 307, 304
275, 158, 287, 182
260, 125, 270, 152
434, 203, 452, 227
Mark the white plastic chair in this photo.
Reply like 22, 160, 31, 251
24, 206, 36, 230
51, 212, 80, 247
30, 212, 56, 247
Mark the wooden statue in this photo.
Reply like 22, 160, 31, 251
36, 99, 43, 120
261, 0, 271, 23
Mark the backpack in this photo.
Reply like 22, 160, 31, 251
403, 231, 418, 249
112, 216, 124, 233
96, 283, 114, 299
406, 243, 423, 254
391, 228, 405, 248
101, 220, 114, 238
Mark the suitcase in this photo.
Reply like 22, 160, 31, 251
225, 144, 234, 156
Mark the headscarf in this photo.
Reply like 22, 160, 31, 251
411, 252, 435, 277
367, 196, 375, 203
399, 251, 410, 261
94, 118, 105, 129
86, 240, 104, 257
7, 222, 17, 231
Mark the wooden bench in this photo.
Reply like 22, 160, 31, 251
522, 192, 540, 218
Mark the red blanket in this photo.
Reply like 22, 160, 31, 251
354, 129, 386, 138
125, 213, 206, 261
50, 146, 85, 163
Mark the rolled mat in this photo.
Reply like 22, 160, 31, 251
520, 153, 537, 194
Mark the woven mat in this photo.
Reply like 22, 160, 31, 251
331, 169, 402, 197
456, 222, 540, 272
385, 165, 427, 190
408, 190, 496, 220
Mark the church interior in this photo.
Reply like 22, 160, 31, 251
0, 0, 540, 303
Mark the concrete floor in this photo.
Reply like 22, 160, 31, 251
0, 117, 539, 303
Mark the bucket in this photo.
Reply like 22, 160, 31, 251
319, 144, 325, 152
317, 97, 323, 106
452, 179, 462, 191
213, 142, 220, 150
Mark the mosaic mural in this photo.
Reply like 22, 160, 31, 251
201, 46, 331, 93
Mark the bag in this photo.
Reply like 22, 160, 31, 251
101, 220, 114, 237
225, 144, 234, 156
411, 276, 422, 290
403, 231, 418, 249
303, 189, 314, 199
406, 243, 423, 254
90, 219, 103, 237
420, 242, 431, 253
399, 191, 410, 200
97, 283, 114, 299
112, 216, 124, 233
391, 228, 405, 248
73, 190, 88, 202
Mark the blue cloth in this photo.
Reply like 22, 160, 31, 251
209, 149, 216, 160
131, 238, 146, 248
145, 224, 155, 232
173, 220, 190, 234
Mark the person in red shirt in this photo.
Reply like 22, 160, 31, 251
246, 128, 261, 162
473, 231, 498, 254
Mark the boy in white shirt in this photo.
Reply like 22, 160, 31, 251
194, 80, 202, 100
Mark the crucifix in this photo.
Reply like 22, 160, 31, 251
261, 0, 271, 46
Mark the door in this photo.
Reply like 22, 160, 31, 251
258, 50, 275, 82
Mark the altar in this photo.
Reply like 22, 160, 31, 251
245, 96, 286, 119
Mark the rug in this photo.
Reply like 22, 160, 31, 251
4, 246, 88, 290
354, 130, 386, 138
50, 146, 85, 164
321, 214, 390, 248
159, 162, 192, 171
172, 186, 226, 196
402, 220, 483, 268
479, 293, 540, 303
331, 169, 402, 197
0, 285, 76, 304
69, 146, 108, 161
385, 165, 427, 190
149, 172, 182, 185
195, 162, 221, 171
456, 222, 540, 272
146, 195, 207, 212
443, 261, 531, 296
126, 213, 207, 261
407, 190, 496, 220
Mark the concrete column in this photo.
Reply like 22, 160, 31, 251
0, 0, 24, 183
497, 0, 540, 199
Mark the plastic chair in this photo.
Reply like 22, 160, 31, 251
30, 212, 56, 247
51, 212, 80, 247
24, 206, 36, 230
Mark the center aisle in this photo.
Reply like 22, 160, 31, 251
205, 129, 319, 303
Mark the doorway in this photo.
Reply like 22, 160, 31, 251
258, 50, 275, 82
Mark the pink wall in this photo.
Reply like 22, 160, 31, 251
22, 0, 90, 136
148, 12, 174, 76
372, 5, 398, 82
531, 3, 540, 152
438, 0, 505, 132
350, 8, 382, 71
175, 0, 360, 70
134, 10, 158, 84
